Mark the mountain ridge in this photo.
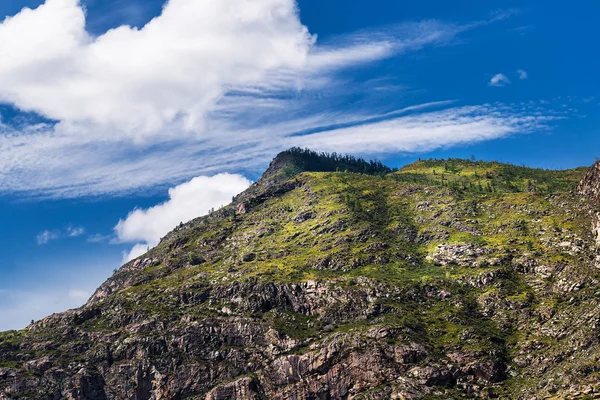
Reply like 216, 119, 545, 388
1, 150, 599, 399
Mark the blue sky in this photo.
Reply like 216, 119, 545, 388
0, 0, 598, 330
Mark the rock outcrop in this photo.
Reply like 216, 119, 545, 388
578, 160, 600, 199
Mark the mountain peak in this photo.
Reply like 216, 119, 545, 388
261, 147, 393, 183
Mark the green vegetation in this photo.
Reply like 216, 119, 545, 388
272, 147, 394, 179
1, 153, 596, 399
394, 158, 586, 194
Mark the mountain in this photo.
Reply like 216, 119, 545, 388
1, 148, 599, 399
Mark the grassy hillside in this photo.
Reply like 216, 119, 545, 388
395, 158, 586, 194
0, 152, 597, 399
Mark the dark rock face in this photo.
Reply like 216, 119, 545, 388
1, 153, 599, 399
579, 161, 600, 252
0, 282, 482, 398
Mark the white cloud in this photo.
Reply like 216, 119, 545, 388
87, 233, 112, 243
4, 100, 565, 199
489, 73, 510, 87
67, 226, 85, 237
36, 226, 85, 244
304, 20, 468, 72
289, 104, 557, 154
517, 69, 528, 80
36, 230, 59, 245
122, 243, 151, 263
116, 173, 252, 262
0, 0, 313, 139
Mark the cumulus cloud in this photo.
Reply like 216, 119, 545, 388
122, 243, 151, 263
517, 69, 528, 80
115, 173, 252, 262
489, 73, 510, 87
0, 0, 313, 138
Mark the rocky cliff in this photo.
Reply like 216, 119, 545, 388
1, 149, 599, 399
578, 161, 600, 200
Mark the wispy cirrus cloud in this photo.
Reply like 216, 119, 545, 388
87, 233, 112, 243
517, 69, 528, 80
67, 226, 85, 237
36, 226, 85, 245
2, 98, 568, 199
36, 230, 60, 245
287, 104, 559, 154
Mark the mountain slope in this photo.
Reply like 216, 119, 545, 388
1, 149, 599, 399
